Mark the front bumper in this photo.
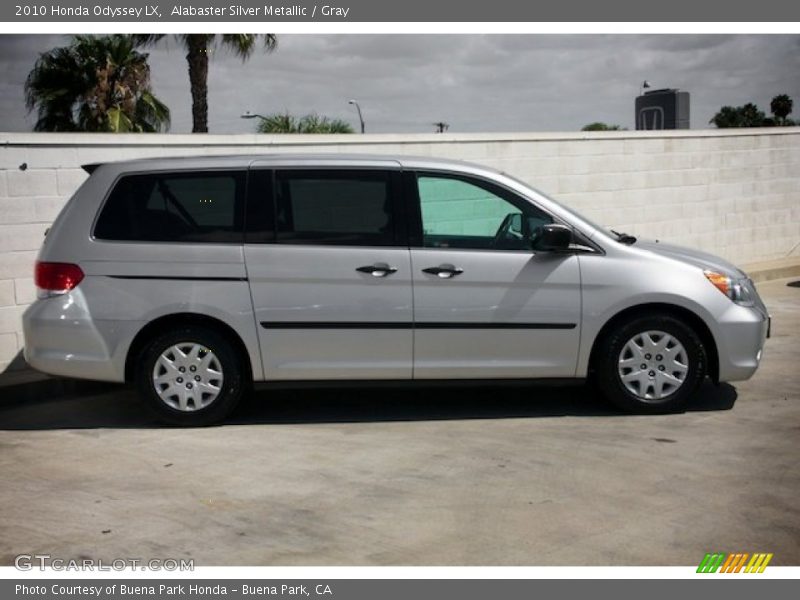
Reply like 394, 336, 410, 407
715, 303, 770, 382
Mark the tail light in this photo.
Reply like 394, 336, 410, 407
35, 261, 84, 297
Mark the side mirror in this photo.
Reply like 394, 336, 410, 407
530, 223, 572, 252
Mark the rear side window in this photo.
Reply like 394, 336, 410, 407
94, 171, 246, 243
274, 169, 397, 246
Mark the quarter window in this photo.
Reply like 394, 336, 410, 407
94, 171, 245, 243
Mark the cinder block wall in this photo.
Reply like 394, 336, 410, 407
1, 129, 799, 372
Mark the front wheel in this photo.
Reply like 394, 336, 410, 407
136, 326, 244, 426
594, 314, 706, 414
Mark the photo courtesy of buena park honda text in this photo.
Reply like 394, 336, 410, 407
0, 0, 798, 598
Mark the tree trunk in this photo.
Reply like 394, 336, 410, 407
186, 36, 209, 133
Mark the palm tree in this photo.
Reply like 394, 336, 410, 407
739, 103, 767, 127
255, 112, 354, 134
770, 94, 793, 125
25, 35, 170, 133
293, 113, 353, 134
709, 104, 766, 128
709, 106, 742, 128
135, 35, 277, 133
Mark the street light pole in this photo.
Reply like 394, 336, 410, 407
241, 111, 270, 133
241, 111, 268, 121
348, 99, 365, 134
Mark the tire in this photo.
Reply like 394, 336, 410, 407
136, 326, 245, 426
594, 314, 706, 414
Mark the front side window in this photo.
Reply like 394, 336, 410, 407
94, 171, 245, 243
417, 173, 553, 250
275, 169, 397, 246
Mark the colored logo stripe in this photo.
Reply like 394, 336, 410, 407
697, 553, 773, 573
697, 553, 726, 573
720, 553, 748, 573
745, 553, 773, 573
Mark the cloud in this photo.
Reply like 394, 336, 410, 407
1, 34, 798, 133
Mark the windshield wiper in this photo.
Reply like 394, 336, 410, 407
611, 229, 637, 245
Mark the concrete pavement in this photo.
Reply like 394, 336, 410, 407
0, 278, 798, 566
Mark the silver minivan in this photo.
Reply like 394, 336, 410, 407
23, 154, 770, 425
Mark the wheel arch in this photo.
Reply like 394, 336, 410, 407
124, 313, 254, 385
587, 302, 719, 383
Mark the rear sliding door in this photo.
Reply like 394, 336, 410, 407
244, 161, 413, 380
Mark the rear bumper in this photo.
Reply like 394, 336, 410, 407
22, 292, 139, 383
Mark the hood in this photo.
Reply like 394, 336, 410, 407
634, 239, 747, 278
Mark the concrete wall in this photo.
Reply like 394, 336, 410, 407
1, 129, 799, 372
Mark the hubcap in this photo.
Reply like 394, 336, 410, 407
617, 330, 688, 402
152, 343, 223, 411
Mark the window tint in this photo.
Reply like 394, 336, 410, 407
94, 171, 245, 243
417, 174, 552, 251
275, 170, 396, 246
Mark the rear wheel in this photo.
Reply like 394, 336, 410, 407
136, 326, 244, 426
595, 314, 706, 413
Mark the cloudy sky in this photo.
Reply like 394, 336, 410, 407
0, 34, 798, 133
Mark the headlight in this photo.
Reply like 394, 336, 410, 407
703, 270, 756, 307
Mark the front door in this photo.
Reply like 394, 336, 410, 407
408, 171, 582, 379
244, 163, 413, 380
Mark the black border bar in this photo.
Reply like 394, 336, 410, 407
2, 1, 796, 22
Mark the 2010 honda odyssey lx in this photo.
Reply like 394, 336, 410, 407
22, 154, 770, 425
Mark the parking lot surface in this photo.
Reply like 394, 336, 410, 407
1, 278, 798, 566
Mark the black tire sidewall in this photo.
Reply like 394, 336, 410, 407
136, 326, 243, 426
596, 314, 706, 414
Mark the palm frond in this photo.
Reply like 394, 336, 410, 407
256, 112, 354, 134
130, 34, 165, 48
220, 34, 258, 60
136, 90, 171, 132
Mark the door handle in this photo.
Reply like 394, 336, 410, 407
422, 265, 464, 279
356, 263, 398, 277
